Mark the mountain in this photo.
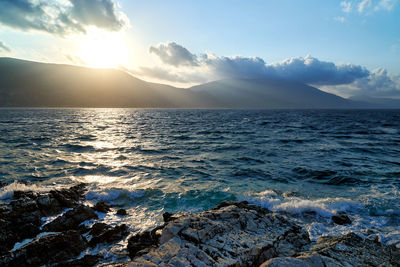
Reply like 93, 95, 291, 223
0, 57, 218, 108
0, 57, 384, 109
190, 78, 368, 109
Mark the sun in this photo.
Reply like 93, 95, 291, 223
79, 32, 128, 69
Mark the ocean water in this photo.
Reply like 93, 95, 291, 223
1, 108, 400, 260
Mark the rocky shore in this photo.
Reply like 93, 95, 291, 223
0, 183, 399, 266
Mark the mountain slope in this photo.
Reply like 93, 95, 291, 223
0, 57, 379, 108
190, 78, 367, 109
0, 57, 219, 108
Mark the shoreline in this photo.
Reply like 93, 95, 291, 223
0, 183, 399, 266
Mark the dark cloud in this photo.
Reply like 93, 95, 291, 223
0, 41, 12, 52
0, 0, 127, 35
149, 42, 198, 67
69, 0, 125, 32
270, 56, 370, 85
147, 42, 370, 86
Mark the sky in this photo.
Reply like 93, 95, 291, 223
0, 0, 399, 98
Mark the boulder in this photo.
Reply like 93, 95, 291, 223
43, 204, 98, 232
117, 208, 128, 216
93, 201, 111, 213
331, 214, 352, 225
0, 230, 87, 267
88, 223, 129, 247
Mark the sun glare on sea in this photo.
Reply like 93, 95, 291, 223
79, 31, 128, 69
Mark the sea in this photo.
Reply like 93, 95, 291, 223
1, 108, 399, 261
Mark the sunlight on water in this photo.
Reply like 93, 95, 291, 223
0, 108, 400, 247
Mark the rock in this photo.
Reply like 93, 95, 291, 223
261, 254, 343, 267
93, 201, 111, 213
117, 208, 127, 216
49, 183, 87, 208
127, 229, 161, 259
55, 254, 102, 267
43, 204, 98, 232
89, 223, 129, 247
0, 230, 88, 266
162, 212, 173, 222
127, 201, 310, 266
261, 232, 400, 267
332, 214, 352, 225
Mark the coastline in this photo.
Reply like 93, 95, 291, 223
0, 183, 398, 266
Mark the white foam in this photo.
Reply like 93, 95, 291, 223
85, 188, 145, 203
244, 193, 360, 217
0, 182, 50, 200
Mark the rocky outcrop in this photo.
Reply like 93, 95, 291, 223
42, 204, 98, 232
0, 183, 129, 266
127, 201, 311, 266
126, 201, 400, 267
0, 230, 87, 267
0, 183, 87, 256
261, 232, 400, 266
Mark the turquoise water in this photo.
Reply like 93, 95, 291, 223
1, 109, 399, 259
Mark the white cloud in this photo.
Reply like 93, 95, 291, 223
142, 42, 370, 87
149, 42, 198, 67
341, 1, 352, 12
334, 16, 346, 23
358, 0, 372, 13
375, 0, 397, 11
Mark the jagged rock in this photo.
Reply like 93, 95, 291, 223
93, 201, 111, 213
0, 230, 87, 267
260, 254, 343, 267
331, 214, 352, 225
261, 232, 400, 267
127, 201, 311, 266
43, 204, 98, 232
127, 228, 162, 259
88, 223, 129, 247
117, 208, 128, 216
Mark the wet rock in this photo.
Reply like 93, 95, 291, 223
261, 232, 400, 267
55, 254, 102, 267
162, 212, 173, 222
0, 230, 87, 267
127, 228, 162, 259
49, 183, 87, 208
128, 201, 310, 266
43, 204, 98, 232
89, 223, 129, 247
117, 208, 127, 216
332, 213, 352, 225
93, 201, 111, 213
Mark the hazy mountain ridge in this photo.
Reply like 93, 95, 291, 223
0, 57, 390, 108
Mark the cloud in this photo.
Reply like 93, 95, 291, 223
334, 16, 346, 23
358, 0, 372, 12
375, 0, 397, 11
340, 0, 397, 14
269, 55, 370, 85
146, 42, 370, 86
0, 41, 12, 53
0, 0, 128, 36
352, 68, 400, 97
149, 42, 198, 67
341, 1, 352, 12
